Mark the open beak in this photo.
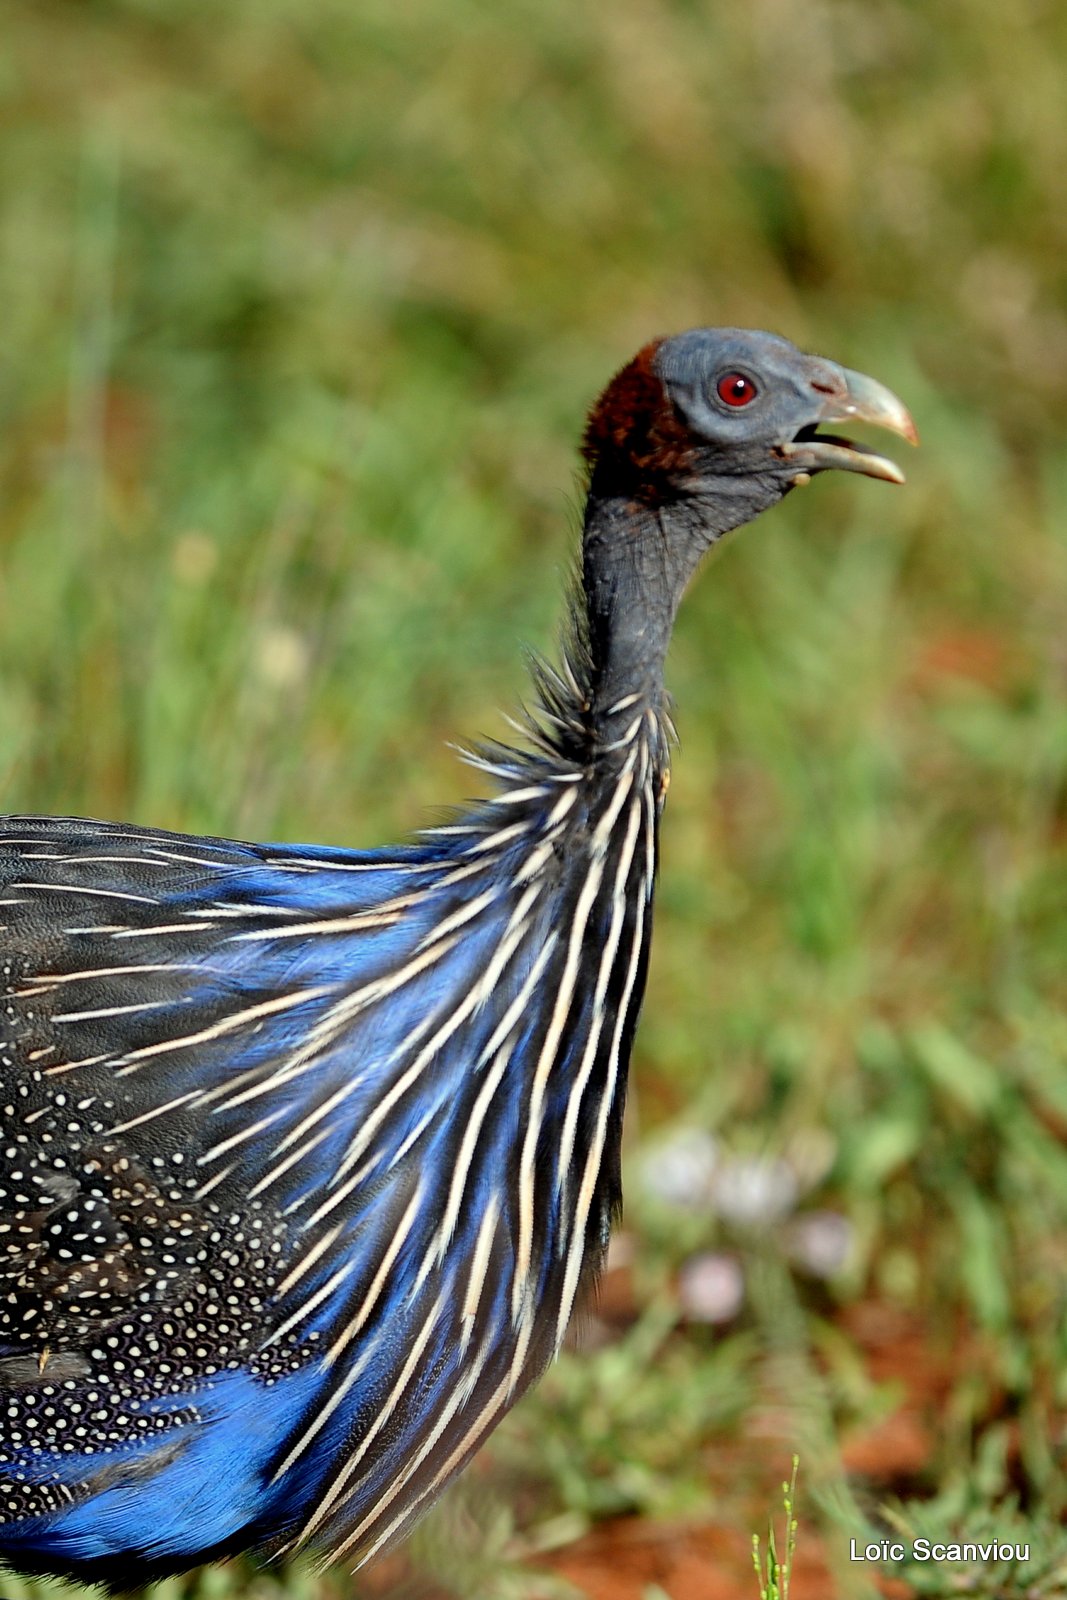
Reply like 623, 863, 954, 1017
781, 364, 919, 486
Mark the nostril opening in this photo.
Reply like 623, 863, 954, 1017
810, 380, 838, 396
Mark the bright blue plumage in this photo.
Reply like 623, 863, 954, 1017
0, 724, 660, 1581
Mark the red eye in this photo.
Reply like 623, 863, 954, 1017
717, 372, 758, 407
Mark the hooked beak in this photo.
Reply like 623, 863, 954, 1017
780, 364, 919, 486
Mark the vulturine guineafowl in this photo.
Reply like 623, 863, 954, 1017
0, 329, 915, 1587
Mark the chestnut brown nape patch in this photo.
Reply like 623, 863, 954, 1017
581, 339, 695, 498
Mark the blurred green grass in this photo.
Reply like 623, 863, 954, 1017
1, 1, 1066, 1597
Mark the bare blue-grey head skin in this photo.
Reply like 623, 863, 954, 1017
580, 326, 917, 722
651, 327, 916, 489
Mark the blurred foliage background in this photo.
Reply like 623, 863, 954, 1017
1, 1, 1066, 1597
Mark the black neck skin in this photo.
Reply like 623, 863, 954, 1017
580, 475, 765, 747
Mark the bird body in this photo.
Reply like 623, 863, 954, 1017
0, 329, 914, 1586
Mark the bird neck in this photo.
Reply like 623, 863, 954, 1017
580, 489, 714, 742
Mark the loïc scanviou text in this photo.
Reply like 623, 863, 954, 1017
850, 1538, 1030, 1564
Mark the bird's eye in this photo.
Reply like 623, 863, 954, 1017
716, 372, 758, 407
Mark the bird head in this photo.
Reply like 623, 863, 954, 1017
582, 327, 917, 525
